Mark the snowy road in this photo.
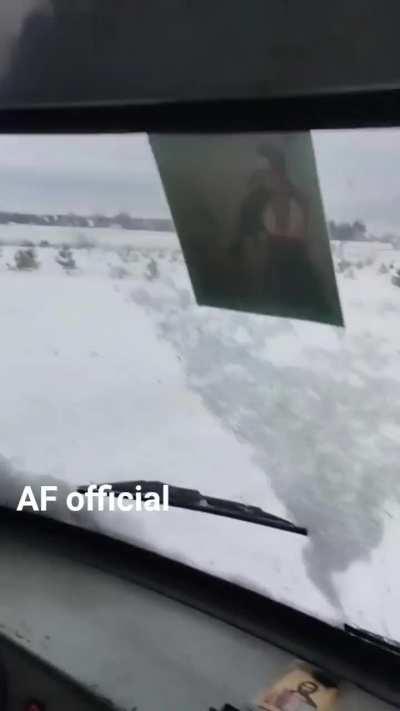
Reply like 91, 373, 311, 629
1, 230, 400, 640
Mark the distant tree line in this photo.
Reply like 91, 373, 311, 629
328, 219, 400, 246
0, 211, 174, 232
328, 220, 368, 241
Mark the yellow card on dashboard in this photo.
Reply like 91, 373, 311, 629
255, 665, 338, 710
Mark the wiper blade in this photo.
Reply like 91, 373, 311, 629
78, 480, 307, 536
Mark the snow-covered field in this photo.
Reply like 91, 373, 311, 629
1, 226, 400, 640
0, 224, 177, 250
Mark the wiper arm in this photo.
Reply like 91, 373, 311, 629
78, 480, 307, 536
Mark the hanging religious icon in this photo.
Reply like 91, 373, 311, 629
150, 132, 343, 326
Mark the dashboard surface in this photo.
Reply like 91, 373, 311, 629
0, 513, 395, 711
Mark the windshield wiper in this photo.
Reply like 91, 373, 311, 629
78, 480, 307, 536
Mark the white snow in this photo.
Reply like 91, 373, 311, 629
0, 224, 179, 250
1, 227, 400, 638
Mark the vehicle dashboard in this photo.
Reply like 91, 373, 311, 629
0, 509, 395, 711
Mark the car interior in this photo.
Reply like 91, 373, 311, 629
1, 2, 400, 710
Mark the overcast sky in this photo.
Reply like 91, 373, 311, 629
0, 129, 400, 233
314, 128, 400, 236
0, 134, 170, 218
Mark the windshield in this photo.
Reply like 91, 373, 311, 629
0, 129, 398, 642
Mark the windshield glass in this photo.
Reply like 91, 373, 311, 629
0, 129, 398, 642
